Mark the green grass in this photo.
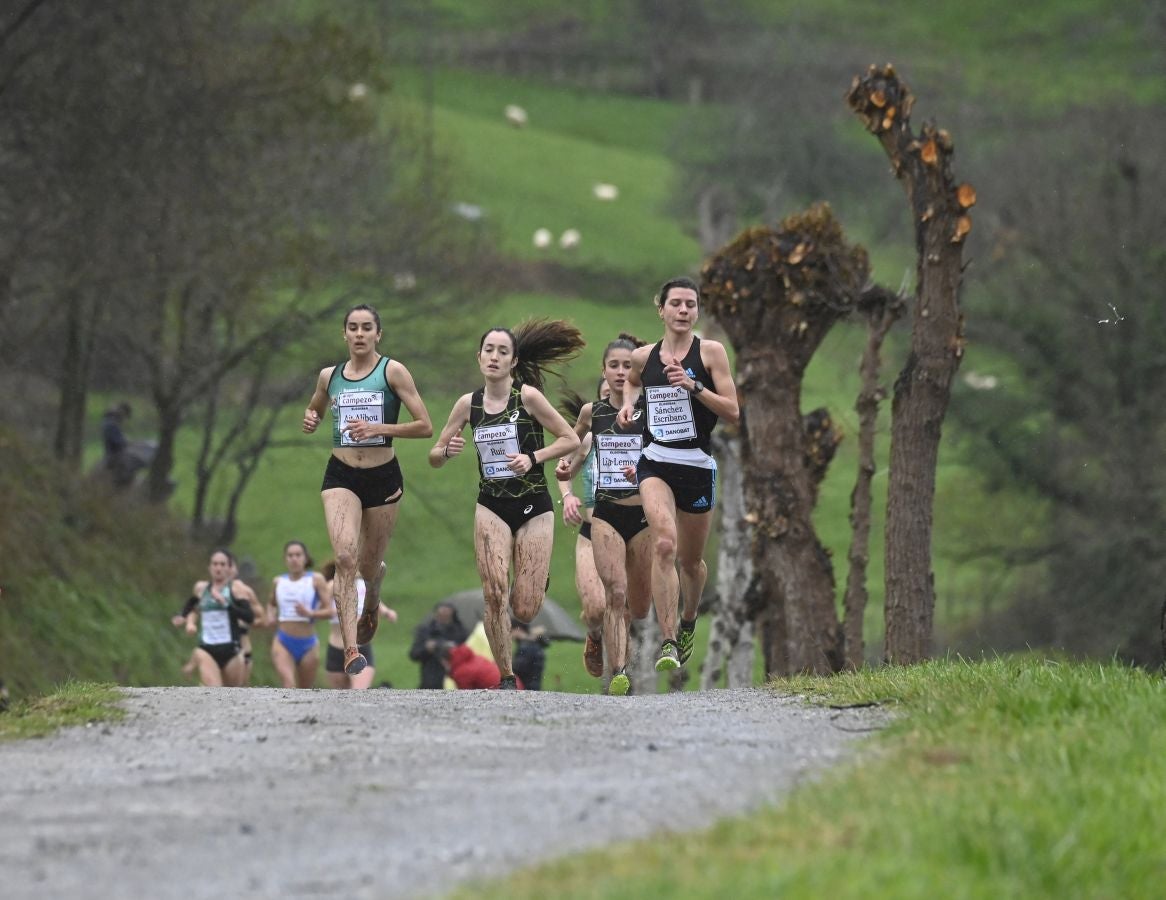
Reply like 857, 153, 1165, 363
0, 681, 124, 742
467, 655, 1166, 898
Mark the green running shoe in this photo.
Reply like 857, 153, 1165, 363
609, 669, 631, 696
677, 618, 697, 665
654, 640, 680, 672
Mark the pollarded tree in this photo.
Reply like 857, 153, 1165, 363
702, 203, 869, 674
846, 65, 973, 664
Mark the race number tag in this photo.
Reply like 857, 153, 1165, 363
201, 608, 232, 645
596, 433, 642, 490
337, 390, 386, 446
645, 385, 697, 442
474, 422, 520, 479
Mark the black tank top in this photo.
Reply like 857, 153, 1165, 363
469, 385, 548, 499
591, 399, 643, 503
640, 337, 718, 453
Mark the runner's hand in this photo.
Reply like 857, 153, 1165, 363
295, 602, 313, 618
345, 417, 377, 442
443, 435, 465, 459
616, 403, 636, 427
554, 458, 573, 481
664, 355, 690, 389
505, 452, 532, 474
303, 408, 320, 434
622, 464, 639, 485
562, 493, 583, 526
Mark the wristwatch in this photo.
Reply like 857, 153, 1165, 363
690, 379, 705, 395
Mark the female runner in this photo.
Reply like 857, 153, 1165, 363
429, 320, 582, 688
303, 304, 432, 676
321, 560, 397, 689
555, 378, 609, 680
267, 540, 332, 689
183, 548, 256, 687
618, 278, 739, 670
563, 336, 652, 694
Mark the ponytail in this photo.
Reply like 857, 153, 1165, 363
489, 319, 584, 390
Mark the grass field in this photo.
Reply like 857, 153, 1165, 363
466, 655, 1166, 898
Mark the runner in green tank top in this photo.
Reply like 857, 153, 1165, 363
555, 377, 610, 682
429, 320, 582, 688
303, 304, 433, 677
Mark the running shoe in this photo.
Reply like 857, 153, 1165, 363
498, 675, 518, 690
609, 669, 631, 696
677, 618, 697, 665
583, 633, 604, 678
343, 647, 368, 676
654, 640, 680, 672
355, 605, 379, 645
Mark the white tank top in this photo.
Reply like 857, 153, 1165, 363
330, 578, 367, 624
275, 572, 318, 623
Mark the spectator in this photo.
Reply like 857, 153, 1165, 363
409, 602, 468, 689
100, 401, 161, 490
439, 641, 523, 690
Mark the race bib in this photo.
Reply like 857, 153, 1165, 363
596, 433, 642, 490
474, 422, 520, 480
645, 385, 697, 442
201, 608, 232, 645
337, 390, 386, 446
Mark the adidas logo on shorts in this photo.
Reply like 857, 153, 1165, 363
692, 496, 709, 509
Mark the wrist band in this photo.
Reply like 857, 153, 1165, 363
442, 444, 450, 459
527, 450, 538, 468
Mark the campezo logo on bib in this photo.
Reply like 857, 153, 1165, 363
509, 409, 521, 423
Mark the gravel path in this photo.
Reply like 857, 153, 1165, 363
0, 686, 886, 899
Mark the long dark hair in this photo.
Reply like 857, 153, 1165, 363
479, 319, 584, 390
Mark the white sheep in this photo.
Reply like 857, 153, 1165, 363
504, 104, 528, 128
592, 183, 619, 201
559, 229, 581, 249
532, 228, 553, 248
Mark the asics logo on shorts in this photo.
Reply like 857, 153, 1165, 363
523, 504, 533, 514
692, 496, 709, 509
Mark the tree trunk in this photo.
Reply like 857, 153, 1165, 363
703, 205, 870, 675
52, 288, 99, 469
842, 285, 905, 668
701, 426, 757, 689
148, 403, 181, 504
847, 65, 971, 664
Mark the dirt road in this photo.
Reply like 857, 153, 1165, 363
1, 687, 885, 899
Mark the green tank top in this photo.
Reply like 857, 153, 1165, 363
328, 356, 402, 449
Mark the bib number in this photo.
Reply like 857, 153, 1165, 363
645, 386, 697, 442
338, 390, 386, 446
596, 433, 641, 490
474, 422, 520, 480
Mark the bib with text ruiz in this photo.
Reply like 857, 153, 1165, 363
338, 390, 387, 446
645, 385, 697, 442
474, 422, 521, 479
596, 432, 642, 490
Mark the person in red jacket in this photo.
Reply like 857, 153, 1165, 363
439, 642, 523, 690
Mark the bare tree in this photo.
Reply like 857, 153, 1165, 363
841, 284, 906, 668
847, 65, 973, 664
702, 203, 869, 674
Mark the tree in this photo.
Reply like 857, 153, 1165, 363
841, 284, 905, 668
702, 203, 868, 674
953, 106, 1166, 664
846, 65, 973, 664
0, 2, 473, 510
